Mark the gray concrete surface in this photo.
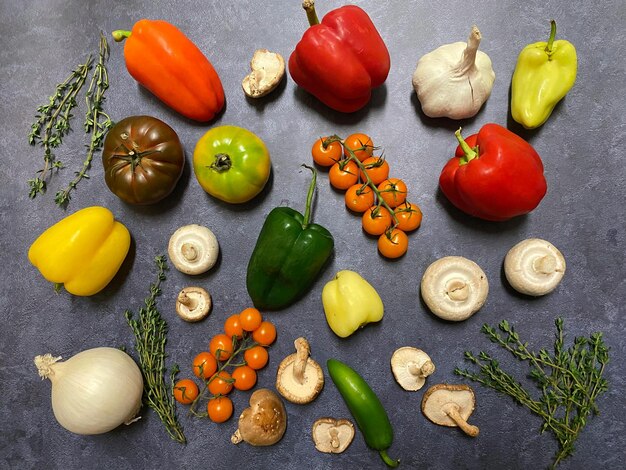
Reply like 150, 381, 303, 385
1, 0, 625, 469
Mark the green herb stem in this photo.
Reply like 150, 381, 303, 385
125, 256, 186, 444
55, 32, 113, 207
456, 318, 609, 468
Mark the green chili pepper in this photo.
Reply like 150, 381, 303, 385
246, 165, 334, 310
327, 358, 399, 468
511, 20, 577, 129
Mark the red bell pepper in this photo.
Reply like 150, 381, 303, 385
112, 20, 225, 122
439, 124, 547, 221
288, 0, 390, 113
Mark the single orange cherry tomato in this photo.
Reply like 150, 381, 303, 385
345, 184, 375, 213
329, 160, 358, 190
359, 157, 389, 185
343, 133, 374, 162
239, 307, 263, 332
232, 365, 258, 391
192, 351, 218, 380
378, 228, 409, 259
312, 137, 342, 167
209, 333, 234, 361
252, 321, 277, 346
207, 396, 234, 423
378, 178, 407, 208
173, 379, 199, 405
395, 201, 423, 232
244, 345, 269, 370
208, 370, 234, 396
224, 314, 244, 339
362, 206, 393, 236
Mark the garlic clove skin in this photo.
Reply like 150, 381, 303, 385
412, 26, 495, 120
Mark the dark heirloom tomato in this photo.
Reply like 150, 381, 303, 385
102, 115, 184, 205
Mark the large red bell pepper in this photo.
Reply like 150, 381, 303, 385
439, 124, 547, 221
112, 20, 224, 122
288, 0, 390, 113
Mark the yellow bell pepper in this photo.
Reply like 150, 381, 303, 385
511, 20, 577, 129
322, 270, 384, 338
28, 206, 131, 296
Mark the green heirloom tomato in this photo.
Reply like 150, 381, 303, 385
102, 115, 184, 205
193, 125, 271, 203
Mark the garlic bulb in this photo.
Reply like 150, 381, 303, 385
35, 347, 143, 435
412, 26, 495, 119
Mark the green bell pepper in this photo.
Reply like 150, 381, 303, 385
246, 166, 334, 310
511, 20, 577, 129
327, 358, 399, 468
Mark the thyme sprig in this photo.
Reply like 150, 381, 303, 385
55, 32, 113, 207
125, 256, 186, 444
455, 318, 609, 468
27, 32, 112, 207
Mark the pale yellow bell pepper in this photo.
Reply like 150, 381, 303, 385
28, 206, 131, 296
322, 270, 384, 338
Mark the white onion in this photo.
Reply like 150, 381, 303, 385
35, 346, 144, 435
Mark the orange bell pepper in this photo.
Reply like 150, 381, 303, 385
112, 20, 225, 122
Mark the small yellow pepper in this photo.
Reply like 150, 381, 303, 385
511, 20, 577, 129
28, 206, 131, 296
322, 270, 384, 338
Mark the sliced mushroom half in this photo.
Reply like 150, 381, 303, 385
276, 337, 324, 404
312, 418, 355, 453
421, 383, 479, 437
391, 347, 435, 391
420, 256, 488, 321
504, 238, 566, 296
168, 224, 219, 275
242, 49, 285, 98
231, 388, 287, 446
175, 287, 211, 322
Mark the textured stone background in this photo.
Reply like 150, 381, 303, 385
1, 1, 625, 469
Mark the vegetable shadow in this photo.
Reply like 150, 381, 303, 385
293, 85, 388, 125
435, 187, 528, 234
410, 91, 483, 132
244, 76, 288, 112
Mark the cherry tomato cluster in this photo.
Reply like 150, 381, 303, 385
312, 133, 423, 259
173, 307, 276, 423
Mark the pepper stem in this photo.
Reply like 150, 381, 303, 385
455, 128, 479, 164
301, 164, 317, 227
545, 20, 557, 54
379, 449, 400, 468
111, 29, 131, 42
302, 0, 320, 26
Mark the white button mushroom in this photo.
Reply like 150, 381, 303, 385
390, 347, 435, 391
276, 337, 324, 404
421, 383, 479, 437
175, 287, 211, 322
420, 256, 489, 321
231, 388, 287, 446
242, 49, 286, 98
311, 418, 355, 454
167, 224, 219, 275
504, 238, 566, 296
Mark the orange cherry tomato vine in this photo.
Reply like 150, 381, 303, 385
312, 134, 423, 259
173, 307, 275, 423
